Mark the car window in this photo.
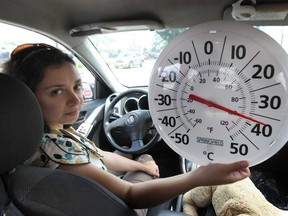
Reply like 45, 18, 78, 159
88, 29, 186, 87
89, 26, 288, 88
0, 22, 95, 102
257, 26, 288, 51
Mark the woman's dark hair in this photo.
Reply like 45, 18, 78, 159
3, 44, 75, 92
3, 44, 76, 132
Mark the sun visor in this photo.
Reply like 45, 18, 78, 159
70, 20, 165, 36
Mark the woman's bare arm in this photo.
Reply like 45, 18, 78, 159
99, 150, 159, 177
59, 160, 250, 209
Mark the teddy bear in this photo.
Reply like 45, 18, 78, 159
182, 177, 288, 216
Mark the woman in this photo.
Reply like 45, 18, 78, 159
3, 43, 250, 214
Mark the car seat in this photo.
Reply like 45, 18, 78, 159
0, 73, 186, 216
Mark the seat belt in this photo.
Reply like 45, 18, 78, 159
0, 176, 8, 215
0, 175, 24, 216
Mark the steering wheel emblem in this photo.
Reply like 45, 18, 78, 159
126, 114, 137, 125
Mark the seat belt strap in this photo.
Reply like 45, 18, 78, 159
0, 176, 24, 216
0, 177, 8, 215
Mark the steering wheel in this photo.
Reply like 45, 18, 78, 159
103, 89, 160, 154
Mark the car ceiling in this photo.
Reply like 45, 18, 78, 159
1, 0, 288, 37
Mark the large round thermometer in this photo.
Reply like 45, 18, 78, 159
148, 21, 288, 166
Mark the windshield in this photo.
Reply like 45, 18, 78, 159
89, 26, 288, 88
1, 23, 287, 89
88, 29, 186, 87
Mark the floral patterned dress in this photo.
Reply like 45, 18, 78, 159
24, 127, 107, 171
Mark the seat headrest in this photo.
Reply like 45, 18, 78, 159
0, 73, 43, 174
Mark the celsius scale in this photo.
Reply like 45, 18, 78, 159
148, 21, 288, 166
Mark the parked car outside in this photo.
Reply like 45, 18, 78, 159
114, 52, 144, 69
143, 51, 159, 60
0, 47, 10, 72
82, 82, 93, 100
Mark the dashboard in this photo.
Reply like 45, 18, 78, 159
105, 88, 149, 119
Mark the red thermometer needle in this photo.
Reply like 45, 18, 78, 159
189, 93, 266, 125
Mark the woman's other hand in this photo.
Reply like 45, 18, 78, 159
193, 160, 250, 186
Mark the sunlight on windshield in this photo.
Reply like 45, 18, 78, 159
1, 22, 288, 88
89, 29, 185, 87
90, 26, 288, 87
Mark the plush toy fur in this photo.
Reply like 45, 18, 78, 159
183, 178, 288, 216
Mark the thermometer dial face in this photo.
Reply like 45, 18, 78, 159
148, 21, 288, 166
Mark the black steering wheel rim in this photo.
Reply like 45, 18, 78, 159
103, 89, 159, 154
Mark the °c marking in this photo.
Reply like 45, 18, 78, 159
204, 151, 214, 161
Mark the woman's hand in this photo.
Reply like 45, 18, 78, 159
142, 160, 160, 177
193, 160, 250, 186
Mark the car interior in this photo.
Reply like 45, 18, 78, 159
1, 0, 288, 215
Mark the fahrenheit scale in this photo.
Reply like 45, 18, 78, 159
148, 21, 288, 166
